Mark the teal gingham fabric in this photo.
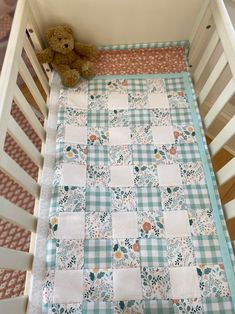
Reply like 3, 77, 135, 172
184, 184, 211, 210
170, 107, 193, 124
165, 77, 185, 92
46, 239, 56, 270
83, 301, 112, 313
136, 187, 162, 210
87, 109, 109, 127
87, 145, 110, 165
129, 109, 151, 125
140, 238, 167, 266
127, 78, 147, 93
143, 299, 174, 314
132, 144, 155, 164
193, 236, 223, 264
86, 187, 111, 211
177, 143, 201, 163
84, 239, 112, 268
203, 297, 234, 313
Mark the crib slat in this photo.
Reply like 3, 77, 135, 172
198, 52, 227, 104
204, 78, 235, 129
0, 197, 37, 232
0, 247, 33, 271
0, 151, 40, 198
224, 199, 235, 220
14, 86, 46, 142
24, 35, 50, 97
216, 157, 235, 186
0, 296, 28, 314
209, 115, 235, 156
19, 58, 48, 118
8, 115, 44, 168
194, 30, 219, 84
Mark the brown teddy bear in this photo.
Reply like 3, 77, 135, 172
36, 25, 98, 87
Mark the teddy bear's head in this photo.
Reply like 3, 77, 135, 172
46, 25, 74, 54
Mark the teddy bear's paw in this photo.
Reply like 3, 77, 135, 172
62, 69, 81, 87
81, 61, 96, 80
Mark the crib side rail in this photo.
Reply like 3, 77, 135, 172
0, 0, 50, 312
189, 0, 235, 244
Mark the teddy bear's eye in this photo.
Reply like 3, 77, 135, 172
58, 38, 62, 41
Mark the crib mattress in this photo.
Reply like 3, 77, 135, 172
39, 72, 235, 313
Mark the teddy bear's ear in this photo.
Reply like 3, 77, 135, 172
62, 25, 73, 34
45, 27, 55, 41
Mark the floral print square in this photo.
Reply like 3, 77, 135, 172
62, 107, 87, 126
109, 110, 130, 127
138, 212, 164, 238
150, 109, 171, 126
131, 126, 153, 144
128, 92, 148, 109
56, 124, 65, 143
134, 165, 159, 187
189, 209, 216, 236
180, 162, 205, 185
174, 126, 196, 144
88, 93, 108, 110
43, 271, 55, 304
87, 127, 109, 145
59, 143, 87, 164
172, 298, 203, 314
110, 145, 132, 165
83, 269, 113, 301
114, 300, 143, 314
141, 267, 171, 299
56, 186, 86, 212
111, 188, 137, 211
147, 79, 166, 93
87, 165, 110, 186
160, 186, 187, 211
107, 79, 128, 93
56, 239, 84, 270
167, 91, 188, 108
154, 144, 177, 164
167, 237, 195, 267
197, 264, 230, 297
48, 216, 58, 239
85, 212, 112, 238
49, 304, 82, 314
112, 239, 140, 268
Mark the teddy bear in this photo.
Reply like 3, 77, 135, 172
36, 25, 98, 87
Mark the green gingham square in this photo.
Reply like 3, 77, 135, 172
140, 238, 167, 266
86, 187, 111, 211
87, 145, 110, 165
132, 144, 155, 164
127, 78, 147, 93
88, 79, 107, 93
192, 236, 223, 264
136, 187, 161, 211
184, 184, 211, 210
84, 239, 112, 268
176, 143, 201, 163
129, 109, 151, 125
87, 110, 109, 127
83, 301, 112, 313
203, 297, 234, 313
170, 107, 193, 125
164, 77, 185, 92
46, 239, 56, 270
143, 300, 174, 314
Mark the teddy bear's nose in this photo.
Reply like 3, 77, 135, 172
64, 44, 69, 48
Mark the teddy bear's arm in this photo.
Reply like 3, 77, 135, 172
36, 47, 54, 64
74, 42, 98, 59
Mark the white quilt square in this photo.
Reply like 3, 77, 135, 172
109, 127, 131, 145
170, 266, 200, 298
110, 166, 134, 187
64, 125, 87, 144
164, 210, 191, 238
61, 164, 86, 186
53, 270, 83, 303
67, 92, 88, 109
113, 268, 143, 300
57, 212, 85, 239
157, 164, 182, 186
112, 212, 138, 238
108, 92, 128, 109
152, 126, 175, 144
148, 93, 169, 109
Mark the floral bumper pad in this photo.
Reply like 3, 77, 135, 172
43, 77, 234, 313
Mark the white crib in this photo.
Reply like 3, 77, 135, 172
0, 0, 235, 312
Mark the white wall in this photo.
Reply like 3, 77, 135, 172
30, 0, 204, 45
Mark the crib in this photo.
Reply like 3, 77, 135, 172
0, 0, 235, 313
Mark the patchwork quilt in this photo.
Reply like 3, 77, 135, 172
43, 74, 235, 313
